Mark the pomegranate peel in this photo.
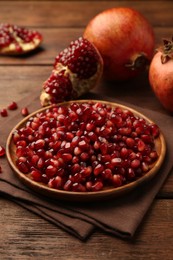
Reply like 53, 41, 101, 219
84, 7, 155, 81
0, 23, 42, 55
40, 37, 103, 106
149, 36, 173, 113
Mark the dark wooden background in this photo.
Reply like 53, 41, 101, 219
0, 1, 173, 259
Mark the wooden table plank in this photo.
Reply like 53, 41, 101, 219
0, 1, 172, 27
0, 198, 173, 259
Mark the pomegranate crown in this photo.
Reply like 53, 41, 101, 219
158, 36, 173, 64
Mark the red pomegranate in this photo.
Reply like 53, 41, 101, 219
40, 37, 103, 106
0, 23, 42, 55
149, 37, 173, 113
83, 7, 155, 81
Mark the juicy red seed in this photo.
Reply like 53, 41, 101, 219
64, 179, 72, 191
93, 164, 104, 176
37, 158, 45, 168
112, 174, 123, 187
91, 181, 103, 191
72, 183, 86, 192
0, 146, 5, 157
34, 139, 45, 150
45, 165, 57, 178
0, 108, 8, 117
8, 101, 18, 110
127, 168, 135, 180
150, 124, 160, 137
137, 140, 146, 152
80, 152, 89, 161
62, 153, 72, 162
131, 159, 141, 168
17, 162, 29, 174
142, 162, 149, 172
126, 137, 135, 148
48, 176, 62, 189
31, 170, 42, 182
150, 151, 158, 160
102, 169, 112, 180
111, 158, 122, 167
21, 107, 29, 117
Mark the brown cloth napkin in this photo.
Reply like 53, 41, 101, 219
0, 89, 172, 241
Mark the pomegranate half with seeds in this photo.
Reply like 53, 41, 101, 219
8, 100, 165, 199
0, 23, 42, 55
40, 37, 103, 106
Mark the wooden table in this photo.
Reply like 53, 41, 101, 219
0, 1, 173, 259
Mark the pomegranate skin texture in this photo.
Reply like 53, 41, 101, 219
149, 44, 173, 113
83, 7, 155, 81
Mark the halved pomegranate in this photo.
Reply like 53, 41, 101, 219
0, 23, 42, 55
40, 37, 103, 106
12, 101, 160, 192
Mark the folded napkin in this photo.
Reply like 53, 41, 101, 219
0, 89, 172, 241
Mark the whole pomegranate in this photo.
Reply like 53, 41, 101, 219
0, 23, 42, 55
149, 37, 173, 113
83, 7, 155, 81
40, 37, 103, 106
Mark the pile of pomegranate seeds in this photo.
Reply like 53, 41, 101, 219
55, 37, 100, 79
0, 23, 42, 54
13, 101, 160, 192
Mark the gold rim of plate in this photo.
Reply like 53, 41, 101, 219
6, 100, 166, 202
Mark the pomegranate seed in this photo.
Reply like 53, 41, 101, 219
62, 153, 72, 162
111, 158, 122, 167
137, 140, 146, 152
8, 101, 18, 110
131, 159, 141, 168
17, 162, 29, 173
0, 146, 5, 157
64, 179, 72, 191
126, 137, 135, 148
34, 139, 45, 150
46, 165, 57, 178
21, 107, 29, 117
91, 181, 103, 191
94, 164, 104, 176
112, 174, 123, 187
0, 108, 8, 117
31, 170, 42, 182
12, 101, 160, 192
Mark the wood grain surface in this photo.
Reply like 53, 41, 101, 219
0, 1, 173, 259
